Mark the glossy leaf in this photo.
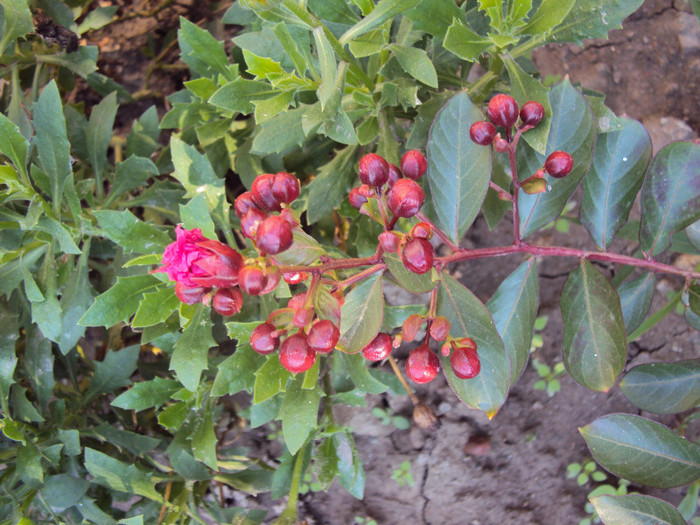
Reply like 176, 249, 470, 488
389, 45, 438, 88
581, 118, 652, 249
58, 249, 95, 354
314, 437, 339, 491
40, 475, 90, 513
443, 19, 492, 62
580, 414, 700, 488
179, 193, 217, 239
685, 217, 700, 251
549, 0, 644, 46
170, 304, 215, 391
617, 273, 655, 334
639, 141, 700, 256
209, 78, 277, 115
34, 81, 72, 210
338, 271, 385, 353
518, 0, 574, 37
334, 431, 365, 499
94, 210, 171, 254
339, 0, 421, 45
384, 253, 437, 294
427, 91, 492, 243
620, 360, 700, 414
92, 424, 160, 456
84, 448, 164, 502
79, 275, 161, 327
517, 79, 596, 237
280, 378, 322, 455
112, 377, 181, 412
437, 273, 510, 415
251, 106, 307, 155
561, 261, 626, 392
487, 259, 539, 384
591, 494, 687, 525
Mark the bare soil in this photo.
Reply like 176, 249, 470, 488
75, 1, 700, 523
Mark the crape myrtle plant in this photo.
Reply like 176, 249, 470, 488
1, 0, 700, 523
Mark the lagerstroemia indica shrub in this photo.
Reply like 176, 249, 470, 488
1, 0, 699, 523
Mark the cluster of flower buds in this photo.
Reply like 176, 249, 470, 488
250, 290, 343, 374
234, 172, 300, 255
155, 225, 246, 316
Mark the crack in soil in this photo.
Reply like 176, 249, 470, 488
419, 462, 431, 525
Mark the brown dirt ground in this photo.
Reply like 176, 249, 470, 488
73, 0, 700, 523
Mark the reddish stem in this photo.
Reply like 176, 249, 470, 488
415, 212, 459, 252
489, 180, 512, 200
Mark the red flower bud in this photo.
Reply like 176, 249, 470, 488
406, 344, 440, 384
212, 288, 244, 317
544, 151, 574, 178
272, 172, 300, 204
450, 345, 480, 379
251, 322, 280, 355
519, 101, 545, 127
378, 231, 400, 253
241, 207, 267, 239
361, 333, 392, 361
234, 191, 259, 218
470, 121, 497, 146
488, 94, 519, 129
358, 153, 389, 187
401, 237, 434, 275
387, 178, 425, 218
307, 319, 340, 354
252, 173, 282, 211
279, 333, 316, 374
400, 150, 427, 180
256, 215, 293, 255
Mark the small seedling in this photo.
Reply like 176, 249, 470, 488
391, 461, 415, 487
529, 315, 549, 353
354, 517, 378, 525
567, 459, 608, 486
372, 406, 410, 430
532, 358, 565, 397
298, 472, 322, 495
569, 458, 630, 525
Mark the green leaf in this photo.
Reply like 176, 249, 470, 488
84, 448, 164, 502
591, 494, 687, 525
34, 81, 72, 211
170, 304, 215, 391
170, 137, 230, 232
639, 141, 700, 256
502, 57, 552, 155
617, 273, 655, 335
180, 193, 217, 240
314, 437, 339, 491
348, 29, 386, 58
581, 118, 652, 249
95, 210, 171, 254
271, 230, 326, 266
437, 273, 510, 416
381, 304, 428, 332
191, 405, 218, 469
0, 0, 33, 54
209, 78, 278, 115
518, 0, 575, 37
517, 79, 596, 238
24, 328, 54, 411
79, 274, 161, 327
478, 0, 503, 30
427, 91, 492, 243
87, 91, 118, 186
334, 431, 365, 499
313, 27, 337, 111
112, 377, 181, 411
339, 352, 388, 394
580, 414, 700, 488
40, 474, 90, 513
0, 112, 28, 180
32, 216, 81, 254
77, 5, 118, 34
212, 344, 265, 396
83, 346, 140, 401
178, 17, 233, 80
383, 253, 437, 294
561, 261, 626, 392
620, 360, 700, 414
339, 0, 421, 45
549, 0, 644, 46
251, 106, 306, 155
92, 423, 160, 456
308, 0, 360, 24
104, 156, 159, 207
280, 378, 321, 454
487, 259, 539, 384
306, 146, 357, 224
388, 45, 438, 88
405, 0, 464, 39
132, 287, 181, 328
0, 302, 19, 415
443, 19, 492, 62
254, 355, 291, 404
338, 271, 384, 353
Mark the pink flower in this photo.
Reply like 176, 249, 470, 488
156, 225, 243, 289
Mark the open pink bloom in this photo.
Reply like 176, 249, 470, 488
156, 225, 243, 288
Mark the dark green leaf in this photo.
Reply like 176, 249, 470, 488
104, 156, 159, 207
338, 271, 384, 353
405, 0, 464, 39
32, 215, 81, 254
0, 302, 19, 414
339, 352, 388, 395
87, 92, 118, 185
339, 0, 421, 45
306, 146, 357, 224
617, 273, 655, 335
254, 356, 291, 404
40, 474, 90, 512
549, 0, 644, 45
313, 27, 337, 112
517, 79, 596, 238
126, 106, 161, 158
132, 287, 181, 328
77, 5, 118, 33
192, 405, 218, 469
443, 19, 492, 61
271, 230, 326, 266
24, 328, 54, 411
308, 0, 359, 24
581, 118, 652, 249
381, 304, 428, 333
112, 377, 181, 411
561, 261, 626, 392
83, 346, 140, 401
84, 448, 164, 502
580, 414, 700, 488
518, 0, 574, 37
209, 78, 277, 115
437, 273, 510, 416
389, 45, 438, 88
250, 395, 284, 428
334, 431, 365, 499
33, 81, 72, 210
384, 253, 437, 294
0, 0, 33, 54
280, 378, 321, 454
314, 437, 339, 491
93, 423, 160, 456
639, 141, 700, 256
251, 106, 306, 155
620, 360, 700, 414
170, 304, 215, 391
17, 444, 43, 487
79, 274, 161, 327
487, 259, 539, 384
591, 494, 687, 525
178, 17, 233, 80
95, 210, 171, 254
427, 91, 492, 242
212, 344, 265, 396
0, 112, 28, 180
